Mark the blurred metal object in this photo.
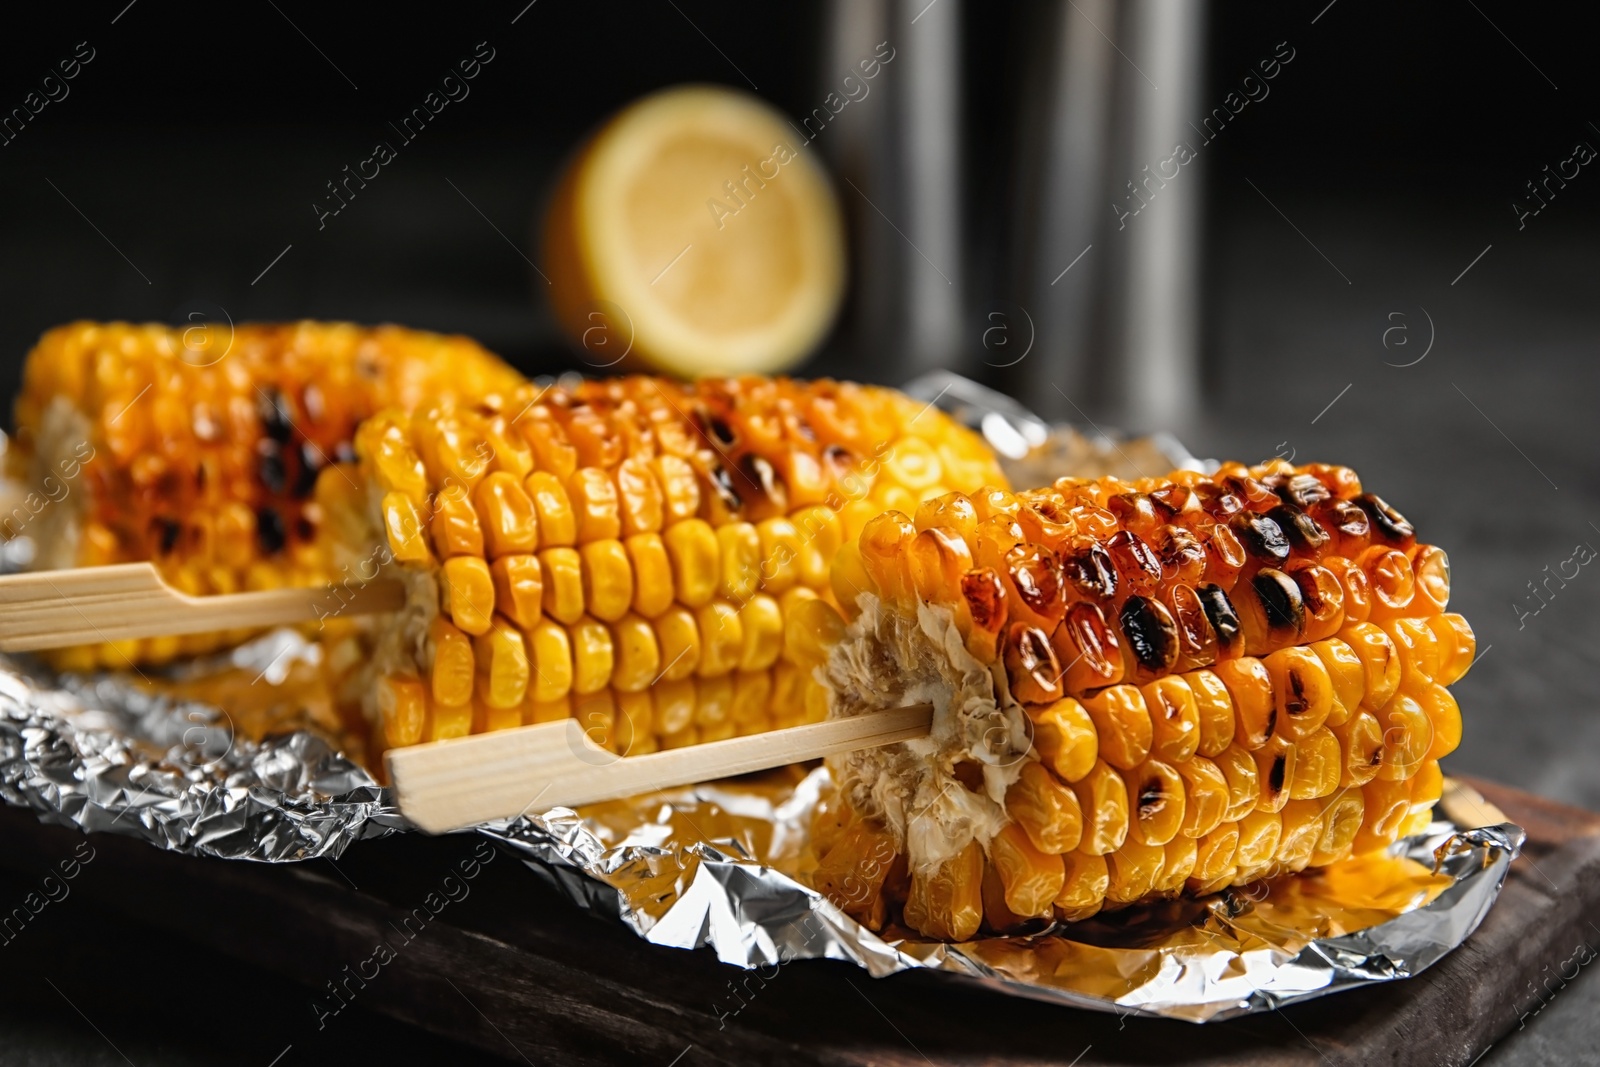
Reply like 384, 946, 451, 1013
821, 0, 965, 381
1007, 0, 1206, 433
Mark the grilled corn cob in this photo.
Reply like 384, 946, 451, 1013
318, 375, 1004, 756
806, 460, 1473, 940
5, 321, 523, 668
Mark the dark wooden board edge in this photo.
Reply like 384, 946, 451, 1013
0, 775, 1593, 1067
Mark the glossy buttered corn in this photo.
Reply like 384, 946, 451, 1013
812, 460, 1473, 940
5, 321, 522, 668
327, 375, 1004, 751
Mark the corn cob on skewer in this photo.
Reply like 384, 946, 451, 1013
805, 460, 1473, 940
5, 321, 523, 668
317, 375, 1004, 757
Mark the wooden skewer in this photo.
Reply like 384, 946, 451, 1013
0, 563, 406, 652
386, 703, 935, 833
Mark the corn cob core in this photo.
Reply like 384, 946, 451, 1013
5, 321, 522, 668
810, 460, 1474, 941
319, 375, 1005, 756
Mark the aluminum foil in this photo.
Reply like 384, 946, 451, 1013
0, 388, 1525, 1021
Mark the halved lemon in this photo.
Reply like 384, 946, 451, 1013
544, 85, 846, 378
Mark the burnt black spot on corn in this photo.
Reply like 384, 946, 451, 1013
1232, 513, 1291, 561
1357, 493, 1415, 547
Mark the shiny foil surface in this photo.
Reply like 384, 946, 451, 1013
0, 388, 1523, 1020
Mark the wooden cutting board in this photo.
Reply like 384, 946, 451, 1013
0, 776, 1593, 1067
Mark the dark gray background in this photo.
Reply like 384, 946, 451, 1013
1, 1, 1596, 1063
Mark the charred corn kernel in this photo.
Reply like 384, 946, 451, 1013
1214, 658, 1276, 750
695, 600, 744, 678
736, 594, 784, 671
1006, 762, 1084, 854
579, 539, 634, 622
1176, 757, 1229, 839
663, 519, 719, 608
431, 488, 486, 558
1029, 699, 1099, 783
377, 674, 428, 748
381, 492, 430, 563
426, 701, 473, 741
1186, 669, 1237, 757
1189, 823, 1240, 887
1287, 726, 1341, 799
1265, 645, 1333, 740
1375, 693, 1430, 781
429, 617, 476, 707
757, 518, 804, 593
609, 613, 661, 692
1214, 744, 1262, 822
1080, 686, 1153, 770
569, 615, 614, 694
989, 822, 1065, 917
440, 556, 494, 635
716, 522, 762, 602
623, 533, 674, 617
1333, 709, 1384, 787
1340, 621, 1401, 709
1055, 851, 1110, 921
1142, 676, 1201, 764
784, 595, 844, 670
524, 471, 577, 547
568, 467, 620, 543
473, 472, 539, 557
903, 841, 984, 942
539, 547, 585, 625
474, 617, 530, 708
1105, 839, 1165, 904
1311, 791, 1365, 866
654, 607, 701, 680
489, 554, 544, 630
1071, 760, 1130, 855
1125, 760, 1186, 846
1253, 737, 1297, 813
527, 619, 573, 702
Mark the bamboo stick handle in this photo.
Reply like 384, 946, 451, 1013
387, 703, 935, 834
0, 563, 406, 651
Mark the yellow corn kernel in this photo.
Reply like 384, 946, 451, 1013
483, 417, 535, 481
1310, 637, 1364, 726
429, 617, 475, 707
1340, 621, 1401, 709
1157, 835, 1199, 895
1070, 760, 1129, 855
784, 595, 846, 670
524, 693, 571, 725
652, 454, 701, 524
1385, 617, 1441, 690
1275, 799, 1324, 873
538, 547, 585, 625
1375, 693, 1430, 781
756, 518, 803, 593
653, 606, 701, 680
1234, 809, 1282, 872
381, 492, 430, 563
858, 512, 915, 603
1311, 791, 1364, 866
570, 615, 614, 694
717, 522, 762, 602
430, 487, 484, 558
829, 539, 874, 617
1410, 759, 1444, 815
1054, 850, 1109, 922
736, 594, 784, 671
1005, 761, 1084, 854
573, 690, 618, 752
609, 613, 662, 693
1264, 645, 1334, 741
1333, 709, 1383, 787
579, 539, 634, 623
814, 819, 899, 926
1427, 612, 1476, 686
1355, 777, 1412, 854
695, 675, 735, 727
615, 456, 664, 537
1213, 657, 1275, 749
1288, 727, 1341, 799
472, 471, 539, 558
989, 822, 1065, 917
1030, 698, 1098, 783
883, 435, 941, 490
568, 467, 620, 543
524, 471, 577, 547
732, 669, 772, 723
1142, 676, 1201, 764
659, 726, 700, 750
908, 527, 975, 605
1105, 839, 1165, 905
903, 840, 984, 942
1176, 757, 1229, 839
489, 554, 543, 630
1185, 668, 1236, 757
527, 619, 573, 702
1080, 686, 1153, 771
1214, 744, 1262, 822
791, 505, 843, 588
440, 556, 494, 635
695, 600, 744, 678
473, 617, 530, 708
1125, 760, 1186, 846
378, 674, 428, 748
1189, 822, 1240, 887
663, 519, 719, 607
624, 533, 673, 617
425, 701, 473, 742
1415, 683, 1462, 761
654, 678, 697, 734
